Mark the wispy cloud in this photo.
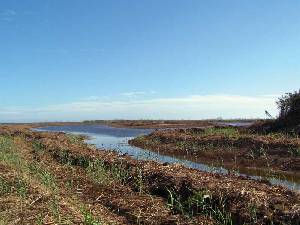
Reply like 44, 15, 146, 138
120, 91, 156, 98
0, 94, 279, 122
0, 9, 17, 21
35, 48, 105, 54
79, 96, 110, 101
0, 9, 40, 22
0, 9, 17, 16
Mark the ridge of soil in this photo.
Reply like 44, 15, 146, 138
129, 128, 300, 175
0, 125, 299, 224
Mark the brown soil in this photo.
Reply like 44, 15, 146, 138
0, 125, 299, 224
1, 125, 208, 224
129, 128, 300, 176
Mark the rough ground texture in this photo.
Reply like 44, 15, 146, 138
250, 120, 300, 136
129, 127, 300, 175
0, 125, 299, 224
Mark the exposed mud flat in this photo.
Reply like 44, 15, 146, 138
0, 125, 299, 224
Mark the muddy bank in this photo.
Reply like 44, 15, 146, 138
1, 125, 299, 224
1, 125, 208, 224
129, 127, 300, 178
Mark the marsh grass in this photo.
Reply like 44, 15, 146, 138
86, 159, 137, 189
66, 134, 84, 145
203, 127, 240, 137
15, 178, 28, 199
0, 176, 12, 196
35, 213, 44, 225
0, 134, 107, 224
57, 149, 73, 165
0, 135, 57, 195
65, 178, 74, 191
167, 189, 233, 225
133, 166, 144, 194
81, 207, 103, 225
248, 203, 258, 223
0, 136, 30, 199
249, 146, 268, 159
0, 136, 26, 170
111, 163, 128, 182
87, 159, 109, 184
291, 147, 300, 157
29, 163, 57, 191
50, 197, 62, 223
173, 139, 235, 155
32, 140, 45, 154
0, 216, 9, 225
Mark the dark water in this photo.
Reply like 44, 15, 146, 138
34, 125, 300, 191
216, 122, 253, 127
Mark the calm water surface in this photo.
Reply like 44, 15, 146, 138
34, 125, 300, 191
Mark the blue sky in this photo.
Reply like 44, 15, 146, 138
1, 0, 300, 122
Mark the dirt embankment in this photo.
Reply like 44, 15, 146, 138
129, 127, 300, 175
0, 125, 299, 224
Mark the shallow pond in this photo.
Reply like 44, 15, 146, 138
34, 124, 300, 191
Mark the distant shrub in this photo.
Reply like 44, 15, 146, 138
252, 90, 300, 134
276, 90, 300, 126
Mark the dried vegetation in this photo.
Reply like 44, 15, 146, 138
0, 125, 299, 224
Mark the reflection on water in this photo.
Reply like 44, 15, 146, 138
216, 122, 253, 127
34, 125, 300, 191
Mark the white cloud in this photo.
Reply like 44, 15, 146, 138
120, 91, 156, 98
79, 96, 110, 101
0, 94, 279, 122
